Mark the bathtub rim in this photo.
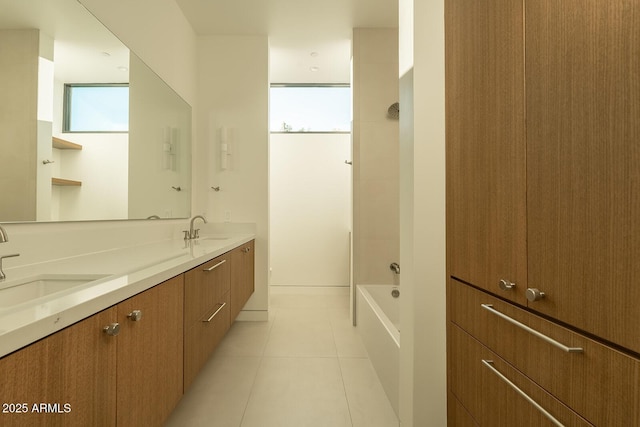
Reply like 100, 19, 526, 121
356, 284, 400, 347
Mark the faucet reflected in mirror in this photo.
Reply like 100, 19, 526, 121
0, 225, 20, 280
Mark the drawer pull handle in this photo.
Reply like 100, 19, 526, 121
203, 259, 226, 272
203, 302, 226, 322
481, 304, 583, 353
482, 360, 565, 427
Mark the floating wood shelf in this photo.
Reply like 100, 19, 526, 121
52, 177, 82, 186
52, 137, 82, 150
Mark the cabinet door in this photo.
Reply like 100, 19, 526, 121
230, 240, 255, 321
446, 0, 527, 303
0, 307, 117, 427
116, 275, 184, 427
526, 0, 640, 354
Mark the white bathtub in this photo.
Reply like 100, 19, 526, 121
356, 284, 400, 416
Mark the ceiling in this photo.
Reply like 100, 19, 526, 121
176, 0, 398, 83
0, 0, 129, 83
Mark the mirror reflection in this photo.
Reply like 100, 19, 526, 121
0, 0, 191, 222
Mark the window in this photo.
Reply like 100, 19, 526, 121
270, 84, 351, 133
63, 84, 129, 132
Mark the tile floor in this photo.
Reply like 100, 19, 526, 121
165, 286, 399, 427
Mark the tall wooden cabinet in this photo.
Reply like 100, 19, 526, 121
446, 0, 640, 425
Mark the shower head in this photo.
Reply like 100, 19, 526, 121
387, 102, 399, 120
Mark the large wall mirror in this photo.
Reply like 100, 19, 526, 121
0, 0, 191, 222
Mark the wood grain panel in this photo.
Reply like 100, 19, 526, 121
0, 307, 117, 427
447, 392, 479, 427
450, 279, 639, 426
446, 0, 527, 302
116, 275, 184, 427
230, 240, 255, 321
526, 0, 640, 354
450, 324, 593, 426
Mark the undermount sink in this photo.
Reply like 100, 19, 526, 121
0, 274, 110, 309
200, 236, 229, 241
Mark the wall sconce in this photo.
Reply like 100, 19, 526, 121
219, 126, 233, 171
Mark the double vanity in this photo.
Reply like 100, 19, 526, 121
0, 231, 255, 427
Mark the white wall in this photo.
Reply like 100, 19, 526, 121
0, 30, 39, 221
399, 0, 447, 425
195, 35, 270, 319
270, 133, 351, 287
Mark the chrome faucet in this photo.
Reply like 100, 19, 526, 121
185, 215, 207, 240
0, 225, 20, 280
0, 225, 8, 243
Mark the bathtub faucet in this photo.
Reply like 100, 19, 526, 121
390, 262, 400, 275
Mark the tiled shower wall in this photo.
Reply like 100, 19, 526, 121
352, 28, 400, 285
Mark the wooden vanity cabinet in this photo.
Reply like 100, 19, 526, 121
183, 252, 231, 389
0, 240, 255, 426
116, 275, 184, 427
230, 240, 255, 321
0, 307, 118, 427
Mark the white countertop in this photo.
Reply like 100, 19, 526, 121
0, 233, 254, 358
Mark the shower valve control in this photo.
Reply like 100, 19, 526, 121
498, 279, 516, 291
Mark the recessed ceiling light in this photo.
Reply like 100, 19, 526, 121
117, 66, 129, 72
309, 66, 319, 72
310, 52, 319, 58
101, 51, 111, 57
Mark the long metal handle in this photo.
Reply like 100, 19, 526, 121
203, 259, 226, 271
481, 304, 583, 353
203, 302, 226, 322
482, 360, 565, 427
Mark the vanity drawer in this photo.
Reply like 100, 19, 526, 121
183, 291, 230, 389
184, 253, 230, 326
450, 323, 592, 426
449, 278, 640, 426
